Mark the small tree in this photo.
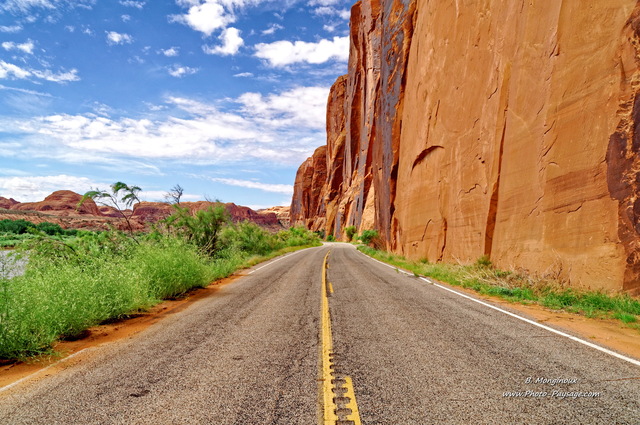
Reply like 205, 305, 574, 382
164, 184, 184, 205
78, 182, 142, 236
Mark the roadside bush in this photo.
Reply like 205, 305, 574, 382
359, 229, 379, 245
0, 232, 213, 359
0, 217, 322, 359
164, 204, 229, 257
218, 221, 278, 257
277, 226, 320, 247
344, 226, 357, 241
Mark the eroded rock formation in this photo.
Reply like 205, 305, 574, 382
291, 0, 640, 293
258, 206, 291, 228
0, 192, 282, 232
12, 190, 101, 216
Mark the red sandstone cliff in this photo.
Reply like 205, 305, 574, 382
291, 0, 640, 294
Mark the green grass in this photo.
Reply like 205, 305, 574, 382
357, 246, 640, 329
0, 226, 321, 360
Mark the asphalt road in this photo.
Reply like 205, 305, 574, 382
0, 243, 639, 424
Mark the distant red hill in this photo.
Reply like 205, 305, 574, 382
0, 190, 286, 232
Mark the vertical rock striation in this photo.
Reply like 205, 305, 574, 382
291, 0, 640, 293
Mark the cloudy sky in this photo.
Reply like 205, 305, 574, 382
0, 0, 350, 209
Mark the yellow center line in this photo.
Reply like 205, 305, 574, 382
321, 251, 338, 424
319, 250, 361, 425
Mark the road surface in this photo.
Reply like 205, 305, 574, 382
0, 243, 638, 424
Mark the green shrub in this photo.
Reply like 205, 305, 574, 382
0, 219, 34, 234
327, 234, 335, 242
344, 226, 357, 241
359, 229, 379, 244
35, 222, 64, 236
475, 255, 492, 268
164, 204, 229, 257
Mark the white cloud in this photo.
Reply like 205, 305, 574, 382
312, 6, 350, 19
0, 60, 79, 83
32, 68, 79, 82
1, 0, 55, 12
237, 86, 328, 130
167, 65, 199, 77
308, 0, 340, 5
1, 40, 35, 54
160, 47, 180, 56
202, 27, 243, 55
261, 23, 282, 35
254, 36, 349, 67
0, 175, 103, 202
106, 31, 133, 45
0, 25, 23, 33
0, 84, 52, 97
209, 177, 293, 194
9, 86, 329, 166
233, 72, 253, 77
1, 0, 94, 13
0, 60, 33, 79
119, 0, 145, 8
121, 14, 131, 22
169, 1, 233, 36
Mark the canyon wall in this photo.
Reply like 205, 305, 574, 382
291, 0, 640, 294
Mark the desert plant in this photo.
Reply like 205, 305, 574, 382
344, 225, 357, 241
35, 221, 64, 236
359, 229, 379, 245
163, 204, 229, 257
164, 184, 184, 205
475, 255, 492, 268
79, 182, 142, 236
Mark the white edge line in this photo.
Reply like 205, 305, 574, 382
248, 246, 317, 274
358, 250, 640, 368
0, 348, 90, 394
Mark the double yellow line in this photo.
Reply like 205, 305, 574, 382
319, 251, 361, 425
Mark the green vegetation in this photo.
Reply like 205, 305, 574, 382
344, 226, 357, 241
79, 182, 142, 235
0, 219, 83, 248
357, 246, 640, 328
359, 229, 379, 245
0, 185, 321, 360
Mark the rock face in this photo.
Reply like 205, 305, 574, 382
291, 146, 327, 231
258, 206, 291, 228
12, 190, 101, 216
291, 0, 640, 294
0, 197, 19, 210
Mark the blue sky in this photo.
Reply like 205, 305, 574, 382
0, 0, 350, 209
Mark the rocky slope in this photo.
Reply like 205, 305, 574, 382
0, 191, 282, 232
291, 0, 640, 294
